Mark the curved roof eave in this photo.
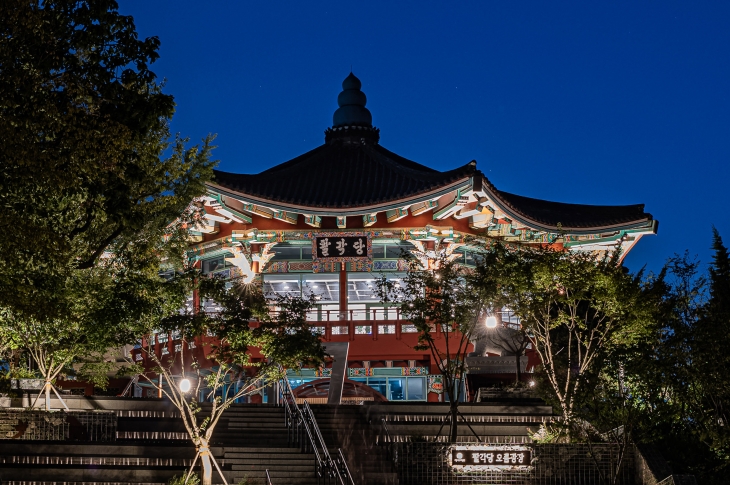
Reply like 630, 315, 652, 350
479, 178, 656, 235
205, 175, 475, 217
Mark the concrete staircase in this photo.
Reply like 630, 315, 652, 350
223, 447, 318, 485
0, 403, 319, 485
364, 401, 555, 444
310, 405, 399, 485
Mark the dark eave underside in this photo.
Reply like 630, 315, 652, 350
213, 143, 476, 209
495, 190, 652, 229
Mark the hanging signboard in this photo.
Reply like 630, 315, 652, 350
311, 232, 372, 273
449, 445, 533, 471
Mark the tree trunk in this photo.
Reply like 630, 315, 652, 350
201, 453, 213, 485
515, 350, 522, 384
45, 382, 51, 411
199, 439, 213, 485
449, 403, 459, 443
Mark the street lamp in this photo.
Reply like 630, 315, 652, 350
485, 315, 498, 329
179, 378, 192, 393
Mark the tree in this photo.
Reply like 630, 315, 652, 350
602, 249, 729, 483
702, 228, 730, 451
0, 0, 215, 404
0, 236, 194, 409
378, 244, 489, 442
477, 244, 653, 436
140, 276, 325, 485
0, 0, 215, 322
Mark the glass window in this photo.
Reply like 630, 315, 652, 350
271, 245, 302, 261
378, 324, 395, 334
388, 378, 405, 400
348, 277, 379, 302
202, 257, 226, 274
385, 242, 415, 259
302, 274, 339, 302
331, 326, 349, 335
371, 245, 385, 259
385, 245, 405, 259
355, 325, 372, 334
263, 275, 302, 298
407, 377, 426, 400
288, 378, 316, 390
368, 378, 387, 397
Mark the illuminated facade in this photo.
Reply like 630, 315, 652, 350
133, 73, 657, 403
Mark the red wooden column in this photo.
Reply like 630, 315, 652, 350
339, 263, 347, 320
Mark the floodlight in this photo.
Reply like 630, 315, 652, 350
485, 316, 498, 329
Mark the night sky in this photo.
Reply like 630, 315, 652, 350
122, 1, 729, 275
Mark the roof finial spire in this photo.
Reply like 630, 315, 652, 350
332, 72, 372, 128
325, 73, 379, 144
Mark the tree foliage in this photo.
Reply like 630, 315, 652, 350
473, 244, 654, 437
379, 244, 490, 442
143, 276, 325, 485
0, 0, 216, 399
615, 233, 730, 482
0, 0, 215, 321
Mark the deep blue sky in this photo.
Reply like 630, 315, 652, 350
122, 1, 729, 275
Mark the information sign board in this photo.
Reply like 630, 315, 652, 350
449, 445, 533, 471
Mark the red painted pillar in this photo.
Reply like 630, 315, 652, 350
339, 263, 347, 320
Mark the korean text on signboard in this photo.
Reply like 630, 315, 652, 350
313, 235, 369, 259
449, 446, 532, 471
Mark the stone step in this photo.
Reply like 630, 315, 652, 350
224, 453, 315, 460
232, 465, 315, 474
221, 447, 303, 453
224, 458, 315, 466
226, 474, 318, 485
231, 464, 314, 472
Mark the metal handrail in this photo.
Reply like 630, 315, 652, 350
335, 448, 355, 485
279, 372, 325, 481
302, 401, 345, 485
380, 418, 392, 444
265, 469, 273, 485
279, 370, 355, 485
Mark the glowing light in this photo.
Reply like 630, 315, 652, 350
179, 378, 191, 393
529, 381, 536, 388
485, 316, 498, 329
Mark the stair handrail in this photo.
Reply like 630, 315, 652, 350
278, 368, 355, 485
278, 370, 326, 482
302, 400, 356, 485
302, 400, 340, 483
265, 469, 273, 485
335, 448, 356, 485
380, 417, 392, 444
